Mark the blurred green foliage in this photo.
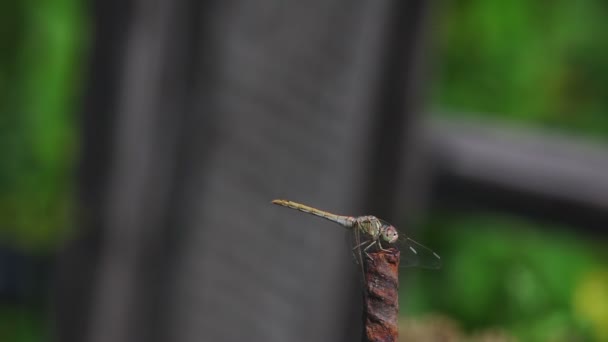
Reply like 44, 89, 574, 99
423, 2, 608, 338
0, 0, 86, 250
0, 306, 48, 342
404, 213, 608, 341
0, 1, 85, 340
434, 0, 608, 139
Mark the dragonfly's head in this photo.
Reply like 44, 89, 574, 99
381, 224, 399, 244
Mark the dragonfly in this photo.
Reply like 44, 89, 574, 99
271, 199, 441, 269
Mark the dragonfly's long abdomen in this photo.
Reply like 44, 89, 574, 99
272, 199, 355, 228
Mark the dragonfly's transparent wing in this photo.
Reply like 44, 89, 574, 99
348, 226, 367, 271
347, 225, 374, 300
377, 219, 441, 269
396, 235, 442, 269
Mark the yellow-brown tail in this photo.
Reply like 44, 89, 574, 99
271, 199, 354, 228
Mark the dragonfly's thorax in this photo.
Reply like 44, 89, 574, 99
355, 215, 382, 239
355, 215, 399, 244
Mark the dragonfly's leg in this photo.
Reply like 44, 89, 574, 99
377, 240, 390, 252
363, 240, 377, 260
363, 240, 377, 252
352, 240, 371, 251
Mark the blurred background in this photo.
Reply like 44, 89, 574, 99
1, 1, 608, 341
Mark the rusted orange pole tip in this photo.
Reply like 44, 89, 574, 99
362, 249, 399, 342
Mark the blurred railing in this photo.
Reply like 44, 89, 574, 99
428, 117, 608, 233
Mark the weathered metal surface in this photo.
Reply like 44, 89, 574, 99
362, 249, 400, 342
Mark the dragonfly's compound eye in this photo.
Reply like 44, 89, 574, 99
383, 226, 399, 243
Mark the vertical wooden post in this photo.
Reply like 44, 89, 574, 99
362, 249, 400, 342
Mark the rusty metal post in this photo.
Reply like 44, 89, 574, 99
362, 249, 400, 342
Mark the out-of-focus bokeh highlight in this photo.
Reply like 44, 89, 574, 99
1, 1, 608, 341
